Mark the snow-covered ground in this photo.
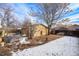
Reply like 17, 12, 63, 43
12, 36, 79, 56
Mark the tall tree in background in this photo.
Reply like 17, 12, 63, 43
0, 4, 21, 28
29, 3, 72, 35
0, 4, 21, 36
22, 17, 33, 39
1, 6, 13, 27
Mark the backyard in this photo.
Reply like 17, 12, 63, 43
0, 3, 79, 56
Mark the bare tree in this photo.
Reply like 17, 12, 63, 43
1, 7, 13, 27
0, 4, 18, 28
29, 3, 72, 35
56, 18, 71, 26
60, 18, 71, 23
22, 17, 33, 39
0, 4, 21, 36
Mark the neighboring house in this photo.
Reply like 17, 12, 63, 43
51, 24, 79, 36
51, 26, 68, 35
32, 24, 48, 38
67, 24, 79, 31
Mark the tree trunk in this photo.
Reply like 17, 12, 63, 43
28, 25, 33, 39
28, 27, 31, 39
48, 25, 51, 35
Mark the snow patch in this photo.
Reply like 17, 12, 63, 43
12, 36, 79, 56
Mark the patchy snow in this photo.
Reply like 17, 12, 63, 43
12, 36, 79, 56
19, 37, 29, 44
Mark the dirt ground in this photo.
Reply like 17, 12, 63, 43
0, 34, 62, 56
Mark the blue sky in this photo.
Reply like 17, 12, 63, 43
10, 3, 79, 24
11, 3, 41, 24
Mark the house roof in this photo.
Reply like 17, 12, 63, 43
32, 24, 48, 28
67, 25, 79, 30
52, 24, 79, 31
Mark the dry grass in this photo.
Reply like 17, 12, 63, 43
46, 34, 62, 41
0, 47, 12, 56
18, 34, 62, 51
0, 34, 62, 56
29, 34, 62, 45
18, 44, 30, 50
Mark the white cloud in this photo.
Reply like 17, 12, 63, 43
65, 13, 79, 20
69, 3, 79, 10
11, 4, 32, 23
